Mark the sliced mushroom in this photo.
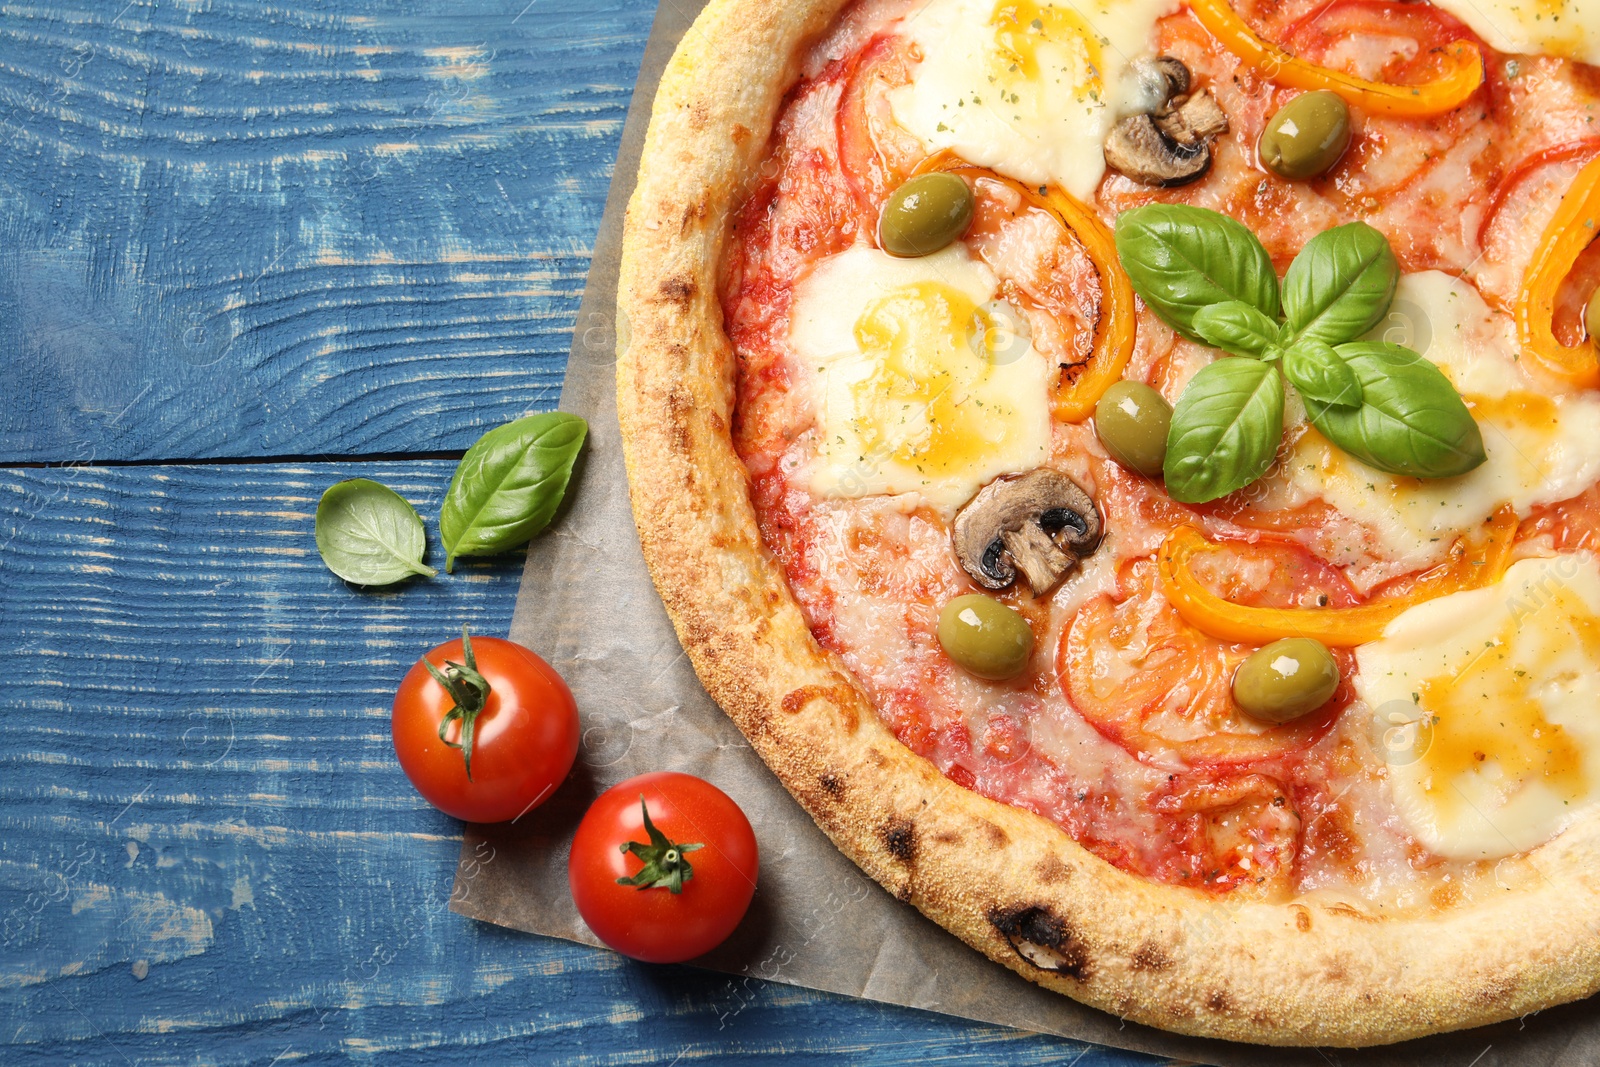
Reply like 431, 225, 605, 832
1129, 54, 1190, 105
1156, 91, 1228, 149
952, 469, 1102, 596
1104, 56, 1230, 187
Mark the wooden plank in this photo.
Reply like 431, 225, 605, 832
0, 0, 651, 464
0, 460, 1161, 1064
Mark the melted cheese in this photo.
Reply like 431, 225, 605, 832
1356, 554, 1600, 860
788, 243, 1052, 509
1288, 271, 1600, 566
888, 0, 1177, 201
1430, 0, 1600, 66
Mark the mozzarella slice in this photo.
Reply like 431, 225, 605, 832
788, 243, 1052, 510
888, 0, 1178, 201
1288, 271, 1600, 566
1429, 0, 1600, 67
1356, 554, 1600, 860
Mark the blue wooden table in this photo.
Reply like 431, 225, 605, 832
0, 3, 1167, 1061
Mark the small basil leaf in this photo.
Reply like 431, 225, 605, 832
1164, 357, 1286, 504
1191, 301, 1285, 360
1114, 204, 1281, 343
1282, 222, 1398, 346
315, 478, 438, 585
1282, 339, 1363, 409
440, 412, 589, 571
1306, 342, 1486, 478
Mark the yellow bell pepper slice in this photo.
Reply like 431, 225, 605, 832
1157, 506, 1517, 646
1515, 153, 1600, 389
1188, 0, 1484, 119
913, 153, 1135, 423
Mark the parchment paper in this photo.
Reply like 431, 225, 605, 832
450, 1, 1600, 1061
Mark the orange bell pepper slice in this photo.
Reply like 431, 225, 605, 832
1515, 153, 1600, 389
1188, 0, 1484, 118
912, 153, 1135, 423
1157, 506, 1517, 646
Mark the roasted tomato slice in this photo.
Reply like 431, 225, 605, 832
1521, 482, 1600, 555
1281, 0, 1477, 86
835, 34, 923, 214
1060, 558, 1349, 763
962, 176, 1103, 387
1175, 531, 1365, 611
1150, 772, 1302, 895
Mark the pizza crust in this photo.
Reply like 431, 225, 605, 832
614, 0, 1600, 1045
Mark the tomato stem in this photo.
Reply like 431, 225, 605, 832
423, 626, 493, 781
616, 797, 704, 894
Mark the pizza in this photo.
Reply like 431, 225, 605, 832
615, 0, 1600, 1045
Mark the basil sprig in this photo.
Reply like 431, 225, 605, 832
1114, 207, 1485, 503
440, 412, 589, 572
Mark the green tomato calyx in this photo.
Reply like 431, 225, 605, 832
617, 797, 705, 895
424, 626, 493, 781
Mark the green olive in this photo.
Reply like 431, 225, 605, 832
1094, 380, 1172, 477
1258, 91, 1352, 181
1231, 638, 1341, 723
1587, 290, 1600, 345
938, 594, 1034, 680
879, 173, 975, 257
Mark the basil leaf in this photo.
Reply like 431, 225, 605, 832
1191, 301, 1285, 360
1282, 339, 1363, 409
1114, 204, 1281, 343
1164, 357, 1285, 504
316, 479, 438, 585
1306, 343, 1486, 478
440, 412, 589, 571
1281, 222, 1398, 346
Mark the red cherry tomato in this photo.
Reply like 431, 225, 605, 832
391, 630, 578, 823
569, 772, 759, 963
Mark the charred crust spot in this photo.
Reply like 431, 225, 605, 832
731, 123, 751, 144
663, 341, 692, 370
678, 201, 708, 236
1205, 990, 1235, 1014
1293, 905, 1312, 932
988, 905, 1092, 981
883, 818, 917, 865
867, 747, 888, 767
1034, 854, 1072, 885
1130, 941, 1173, 972
978, 820, 1009, 849
688, 101, 709, 129
818, 770, 844, 798
664, 387, 694, 456
1474, 977, 1516, 1006
658, 275, 697, 309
